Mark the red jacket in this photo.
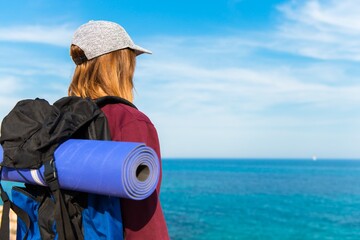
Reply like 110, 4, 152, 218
101, 103, 169, 240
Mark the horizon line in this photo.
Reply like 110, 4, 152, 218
162, 157, 360, 161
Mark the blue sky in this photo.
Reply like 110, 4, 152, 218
0, 0, 360, 159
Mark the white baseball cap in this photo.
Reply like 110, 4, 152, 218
71, 20, 151, 63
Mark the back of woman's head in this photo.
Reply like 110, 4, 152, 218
69, 45, 136, 102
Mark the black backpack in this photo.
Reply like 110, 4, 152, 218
0, 96, 136, 240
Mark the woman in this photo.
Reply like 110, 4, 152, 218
69, 20, 169, 239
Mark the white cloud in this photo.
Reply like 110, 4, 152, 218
0, 62, 73, 79
133, 30, 360, 158
0, 25, 74, 47
0, 76, 25, 118
275, 0, 360, 60
279, 0, 360, 33
136, 36, 360, 116
0, 76, 21, 94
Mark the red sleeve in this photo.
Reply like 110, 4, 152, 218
101, 104, 169, 240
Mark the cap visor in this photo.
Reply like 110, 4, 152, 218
133, 44, 152, 55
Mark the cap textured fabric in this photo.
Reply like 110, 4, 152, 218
71, 20, 151, 60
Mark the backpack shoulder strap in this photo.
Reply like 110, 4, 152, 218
0, 180, 30, 240
95, 96, 137, 109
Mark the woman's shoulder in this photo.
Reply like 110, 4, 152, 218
101, 103, 159, 146
101, 102, 153, 126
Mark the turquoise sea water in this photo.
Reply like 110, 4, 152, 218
2, 159, 360, 239
160, 159, 360, 240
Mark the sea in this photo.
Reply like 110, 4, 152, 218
2, 159, 360, 239
160, 159, 360, 240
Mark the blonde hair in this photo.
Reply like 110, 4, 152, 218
68, 45, 136, 102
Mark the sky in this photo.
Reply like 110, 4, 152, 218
0, 0, 360, 159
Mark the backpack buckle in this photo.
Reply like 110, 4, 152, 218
44, 158, 57, 184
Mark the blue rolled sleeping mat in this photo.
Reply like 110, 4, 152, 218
0, 139, 160, 200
